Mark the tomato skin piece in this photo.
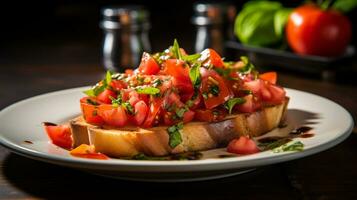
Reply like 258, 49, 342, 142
70, 144, 109, 160
200, 68, 232, 109
286, 4, 352, 56
44, 123, 73, 149
183, 110, 195, 123
110, 80, 128, 91
266, 84, 286, 105
137, 52, 160, 75
200, 48, 224, 68
132, 100, 148, 126
142, 98, 163, 128
227, 136, 260, 155
161, 59, 194, 95
97, 89, 117, 104
235, 94, 261, 113
98, 104, 128, 127
259, 72, 277, 84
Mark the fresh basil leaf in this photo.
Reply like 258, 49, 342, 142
136, 87, 160, 95
122, 102, 134, 115
332, 0, 357, 13
83, 84, 106, 97
235, 1, 285, 47
225, 98, 246, 114
239, 56, 255, 73
182, 54, 201, 62
171, 39, 183, 60
189, 63, 201, 88
86, 98, 99, 106
175, 107, 188, 118
104, 71, 112, 86
272, 141, 304, 153
274, 8, 292, 38
167, 122, 184, 148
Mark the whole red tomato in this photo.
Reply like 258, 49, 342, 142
286, 4, 352, 57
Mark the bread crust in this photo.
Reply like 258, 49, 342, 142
70, 98, 289, 157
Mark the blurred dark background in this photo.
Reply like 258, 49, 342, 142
0, 0, 355, 71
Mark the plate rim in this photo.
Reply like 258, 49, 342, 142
0, 87, 354, 172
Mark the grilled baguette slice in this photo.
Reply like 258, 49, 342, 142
70, 98, 288, 157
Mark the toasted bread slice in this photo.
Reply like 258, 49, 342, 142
70, 98, 288, 157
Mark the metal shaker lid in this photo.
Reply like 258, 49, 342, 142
192, 2, 236, 25
100, 5, 150, 29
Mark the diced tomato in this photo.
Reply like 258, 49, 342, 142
227, 136, 260, 155
162, 111, 175, 126
70, 144, 109, 160
259, 72, 277, 84
200, 68, 232, 109
235, 94, 261, 113
110, 80, 128, 91
128, 90, 140, 106
137, 52, 160, 75
132, 100, 148, 126
97, 89, 117, 104
142, 98, 163, 128
183, 110, 195, 123
43, 123, 73, 149
266, 84, 286, 105
98, 104, 128, 127
200, 48, 224, 68
80, 102, 104, 125
161, 59, 194, 95
194, 109, 225, 122
243, 79, 262, 95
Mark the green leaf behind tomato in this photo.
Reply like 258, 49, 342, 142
332, 0, 357, 13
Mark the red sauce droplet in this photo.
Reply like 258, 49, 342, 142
24, 140, 33, 144
70, 152, 109, 160
299, 133, 314, 138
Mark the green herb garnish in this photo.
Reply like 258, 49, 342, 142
167, 122, 184, 148
171, 39, 183, 60
175, 107, 188, 119
209, 85, 220, 96
182, 53, 201, 63
86, 98, 99, 106
239, 56, 255, 74
122, 102, 134, 115
224, 98, 246, 114
272, 141, 304, 153
136, 86, 160, 95
83, 71, 113, 97
110, 94, 123, 107
152, 78, 163, 87
189, 63, 201, 89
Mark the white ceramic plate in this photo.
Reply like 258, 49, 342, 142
0, 87, 353, 182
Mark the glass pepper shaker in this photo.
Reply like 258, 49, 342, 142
100, 6, 151, 72
192, 2, 236, 54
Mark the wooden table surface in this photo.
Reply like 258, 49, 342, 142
0, 47, 356, 199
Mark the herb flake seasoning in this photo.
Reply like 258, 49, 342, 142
167, 122, 184, 148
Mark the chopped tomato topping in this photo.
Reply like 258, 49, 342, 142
137, 52, 160, 75
200, 48, 224, 68
97, 89, 117, 104
142, 98, 163, 128
70, 144, 109, 160
259, 72, 277, 84
227, 136, 260, 154
98, 104, 128, 127
200, 68, 232, 109
43, 123, 73, 149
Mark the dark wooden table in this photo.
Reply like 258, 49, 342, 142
0, 46, 356, 199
